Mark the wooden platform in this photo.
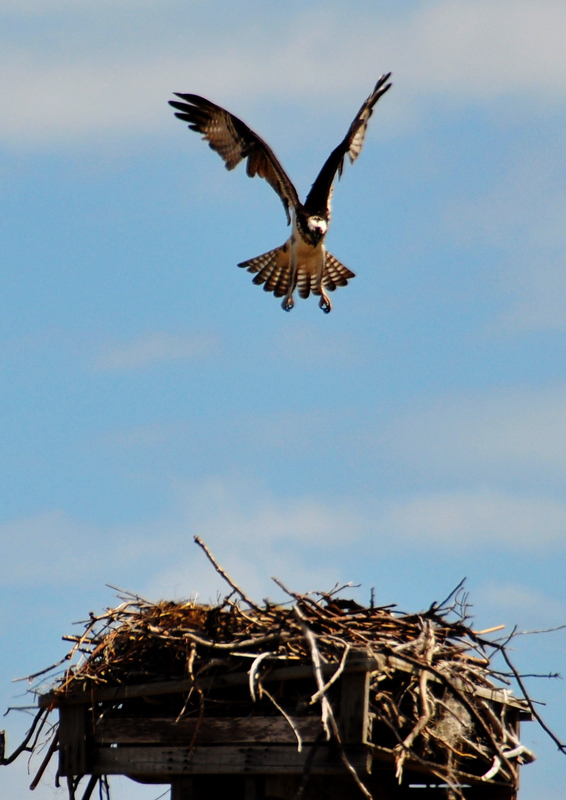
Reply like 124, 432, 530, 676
44, 655, 529, 799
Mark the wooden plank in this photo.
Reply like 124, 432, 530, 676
92, 744, 371, 776
95, 716, 323, 745
39, 661, 353, 707
40, 656, 530, 715
58, 705, 88, 776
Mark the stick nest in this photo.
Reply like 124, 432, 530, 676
43, 579, 536, 797
4, 539, 563, 800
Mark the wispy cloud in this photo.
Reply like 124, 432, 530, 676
92, 331, 218, 371
0, 479, 349, 600
444, 138, 566, 332
2, 1, 566, 146
0, 509, 120, 585
379, 489, 566, 549
385, 383, 566, 479
3, 477, 563, 598
476, 583, 566, 633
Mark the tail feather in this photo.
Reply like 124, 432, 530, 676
297, 270, 313, 299
271, 267, 291, 297
238, 245, 355, 308
239, 245, 291, 297
323, 252, 355, 291
239, 246, 281, 275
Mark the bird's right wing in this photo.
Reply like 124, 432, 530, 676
169, 94, 300, 225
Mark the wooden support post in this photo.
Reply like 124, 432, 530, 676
244, 775, 261, 800
171, 777, 193, 800
264, 775, 299, 799
58, 705, 88, 776
339, 651, 370, 745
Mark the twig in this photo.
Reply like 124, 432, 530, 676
248, 652, 272, 702
294, 607, 331, 740
12, 655, 72, 683
80, 776, 98, 800
0, 708, 47, 766
481, 755, 502, 781
296, 605, 373, 800
496, 645, 566, 755
310, 644, 351, 705
433, 578, 467, 612
29, 730, 58, 790
515, 624, 566, 636
261, 687, 303, 752
194, 536, 260, 610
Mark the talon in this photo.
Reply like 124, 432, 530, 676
319, 297, 332, 314
282, 296, 294, 312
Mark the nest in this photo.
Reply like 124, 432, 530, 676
2, 538, 563, 800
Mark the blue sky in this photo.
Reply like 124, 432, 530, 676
1, 1, 565, 797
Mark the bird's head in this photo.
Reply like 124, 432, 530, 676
306, 216, 328, 245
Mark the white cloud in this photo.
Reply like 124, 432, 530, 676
390, 0, 566, 98
446, 146, 566, 252
379, 489, 566, 549
3, 475, 564, 601
175, 476, 357, 546
477, 582, 566, 631
0, 510, 112, 584
444, 139, 566, 332
0, 0, 184, 11
387, 383, 566, 479
92, 331, 217, 370
480, 582, 566, 617
2, 1, 566, 146
0, 479, 354, 597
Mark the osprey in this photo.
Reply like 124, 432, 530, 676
169, 74, 391, 313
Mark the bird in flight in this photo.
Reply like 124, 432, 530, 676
169, 74, 391, 313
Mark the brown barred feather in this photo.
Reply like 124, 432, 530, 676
238, 246, 291, 296
297, 269, 312, 299
271, 266, 292, 297
239, 247, 280, 275
169, 94, 300, 224
264, 262, 287, 293
253, 258, 280, 284
323, 252, 355, 290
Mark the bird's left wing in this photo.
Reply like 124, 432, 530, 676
169, 94, 300, 224
304, 73, 392, 215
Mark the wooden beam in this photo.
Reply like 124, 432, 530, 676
94, 716, 323, 746
40, 660, 370, 707
93, 744, 371, 776
40, 656, 530, 716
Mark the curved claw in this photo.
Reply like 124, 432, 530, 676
319, 296, 332, 314
282, 296, 295, 312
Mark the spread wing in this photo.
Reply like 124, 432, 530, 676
304, 73, 392, 215
169, 93, 300, 224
